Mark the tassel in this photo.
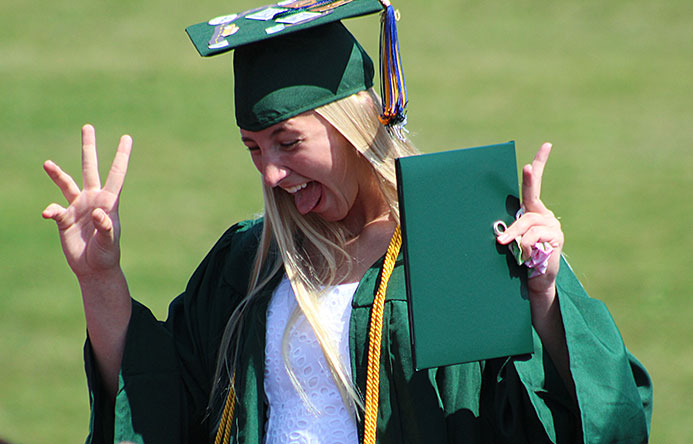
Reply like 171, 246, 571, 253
378, 1, 408, 137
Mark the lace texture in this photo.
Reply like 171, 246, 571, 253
264, 276, 359, 444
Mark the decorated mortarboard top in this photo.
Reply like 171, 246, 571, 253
186, 0, 383, 57
185, 0, 408, 132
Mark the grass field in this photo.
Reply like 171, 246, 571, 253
1, 0, 691, 442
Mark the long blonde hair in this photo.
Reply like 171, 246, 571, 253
209, 88, 418, 422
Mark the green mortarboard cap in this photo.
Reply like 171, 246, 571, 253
233, 22, 374, 130
185, 0, 408, 131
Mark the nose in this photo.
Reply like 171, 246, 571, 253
261, 159, 289, 188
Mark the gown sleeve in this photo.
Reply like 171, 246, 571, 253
473, 256, 653, 443
83, 220, 263, 444
352, 255, 651, 444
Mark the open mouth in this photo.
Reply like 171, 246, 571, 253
284, 182, 308, 194
292, 181, 322, 215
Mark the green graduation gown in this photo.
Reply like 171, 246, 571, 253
84, 219, 652, 444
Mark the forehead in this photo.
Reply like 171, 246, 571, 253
240, 111, 325, 139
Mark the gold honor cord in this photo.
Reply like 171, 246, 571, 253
214, 374, 236, 444
214, 226, 402, 444
363, 225, 401, 444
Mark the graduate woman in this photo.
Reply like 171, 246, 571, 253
43, 1, 651, 443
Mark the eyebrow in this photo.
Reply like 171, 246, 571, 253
270, 125, 290, 137
240, 125, 291, 143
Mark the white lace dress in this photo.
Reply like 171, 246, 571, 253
263, 275, 359, 444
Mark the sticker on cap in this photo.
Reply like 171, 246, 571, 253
277, 0, 353, 11
309, 0, 354, 13
221, 23, 239, 36
208, 14, 238, 26
208, 40, 230, 50
246, 7, 287, 21
275, 11, 322, 24
279, 0, 326, 8
265, 23, 286, 34
208, 23, 240, 49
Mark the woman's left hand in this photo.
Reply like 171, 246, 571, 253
496, 143, 564, 302
498, 143, 576, 400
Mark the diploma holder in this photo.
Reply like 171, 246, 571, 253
395, 141, 533, 370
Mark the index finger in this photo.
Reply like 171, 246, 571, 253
103, 134, 133, 195
522, 142, 552, 211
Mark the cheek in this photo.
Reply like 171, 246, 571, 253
250, 153, 263, 174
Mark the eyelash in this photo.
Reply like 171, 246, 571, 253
244, 138, 301, 152
280, 139, 300, 149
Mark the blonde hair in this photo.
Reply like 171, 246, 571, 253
209, 88, 418, 422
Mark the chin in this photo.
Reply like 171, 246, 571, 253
311, 205, 350, 223
313, 212, 343, 223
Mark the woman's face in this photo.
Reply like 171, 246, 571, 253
240, 112, 382, 226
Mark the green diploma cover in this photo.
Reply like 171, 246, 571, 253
396, 141, 533, 370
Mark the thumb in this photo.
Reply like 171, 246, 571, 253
42, 203, 70, 229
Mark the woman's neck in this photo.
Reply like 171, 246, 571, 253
341, 215, 397, 284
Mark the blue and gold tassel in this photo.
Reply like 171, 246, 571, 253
378, 0, 408, 137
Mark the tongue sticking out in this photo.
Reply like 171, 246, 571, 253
294, 182, 322, 215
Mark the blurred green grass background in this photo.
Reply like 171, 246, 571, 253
1, 0, 691, 442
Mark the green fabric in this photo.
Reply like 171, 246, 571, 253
184, 0, 382, 131
396, 141, 532, 369
185, 0, 383, 58
84, 219, 652, 444
233, 22, 374, 131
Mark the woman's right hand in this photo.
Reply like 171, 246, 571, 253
43, 124, 132, 280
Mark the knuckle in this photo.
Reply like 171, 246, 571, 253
527, 225, 542, 236
520, 238, 533, 252
521, 212, 540, 224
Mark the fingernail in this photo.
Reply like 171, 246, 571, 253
497, 234, 509, 243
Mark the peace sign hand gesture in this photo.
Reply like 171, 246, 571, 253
496, 143, 564, 300
495, 142, 579, 396
43, 124, 132, 280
